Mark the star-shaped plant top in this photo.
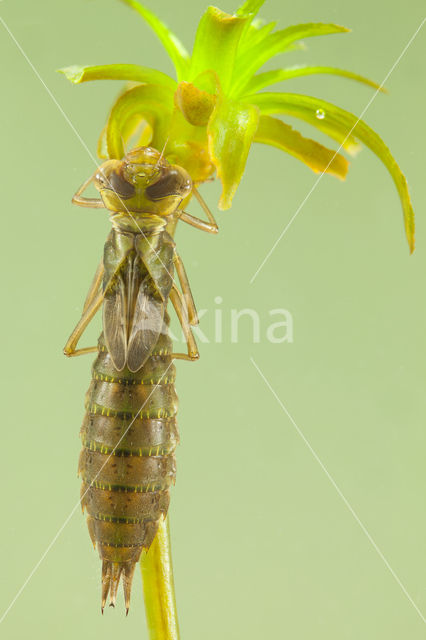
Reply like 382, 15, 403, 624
60, 0, 415, 251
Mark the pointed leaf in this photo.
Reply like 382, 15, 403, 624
238, 19, 277, 53
207, 97, 259, 209
106, 84, 173, 159
241, 65, 386, 95
255, 115, 349, 179
232, 23, 349, 94
189, 7, 247, 94
245, 92, 414, 251
236, 0, 268, 52
118, 0, 190, 81
246, 91, 361, 154
236, 0, 266, 17
58, 64, 177, 90
98, 82, 154, 158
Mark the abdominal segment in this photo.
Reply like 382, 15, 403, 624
78, 324, 178, 611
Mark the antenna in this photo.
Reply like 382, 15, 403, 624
156, 137, 169, 168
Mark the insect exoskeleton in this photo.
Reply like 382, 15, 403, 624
94, 146, 193, 221
65, 145, 218, 613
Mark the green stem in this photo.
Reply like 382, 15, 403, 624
140, 516, 180, 640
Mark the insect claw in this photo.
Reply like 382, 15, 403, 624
126, 607, 129, 617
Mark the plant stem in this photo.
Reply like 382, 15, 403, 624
140, 515, 180, 640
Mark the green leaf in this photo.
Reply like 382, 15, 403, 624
189, 7, 248, 94
58, 64, 177, 91
238, 20, 277, 53
236, 0, 266, 18
235, 0, 268, 52
245, 93, 415, 251
192, 69, 220, 94
98, 115, 152, 159
207, 96, 259, 209
232, 23, 350, 95
97, 125, 108, 159
255, 115, 349, 179
106, 84, 173, 159
246, 91, 361, 154
241, 65, 386, 95
118, 0, 190, 81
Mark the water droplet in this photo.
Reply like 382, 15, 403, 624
315, 108, 325, 120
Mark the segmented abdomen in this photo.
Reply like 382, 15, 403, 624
78, 312, 178, 604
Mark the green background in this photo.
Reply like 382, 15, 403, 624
0, 1, 425, 638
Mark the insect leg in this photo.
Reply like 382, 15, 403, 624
180, 186, 219, 234
173, 251, 198, 326
72, 173, 104, 208
63, 291, 104, 357
83, 260, 105, 312
169, 285, 199, 361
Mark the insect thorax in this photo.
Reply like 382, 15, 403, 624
109, 211, 170, 236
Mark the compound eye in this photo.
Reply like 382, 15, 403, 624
95, 171, 106, 186
145, 168, 190, 201
107, 171, 136, 198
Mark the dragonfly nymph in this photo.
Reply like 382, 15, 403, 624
64, 146, 218, 613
